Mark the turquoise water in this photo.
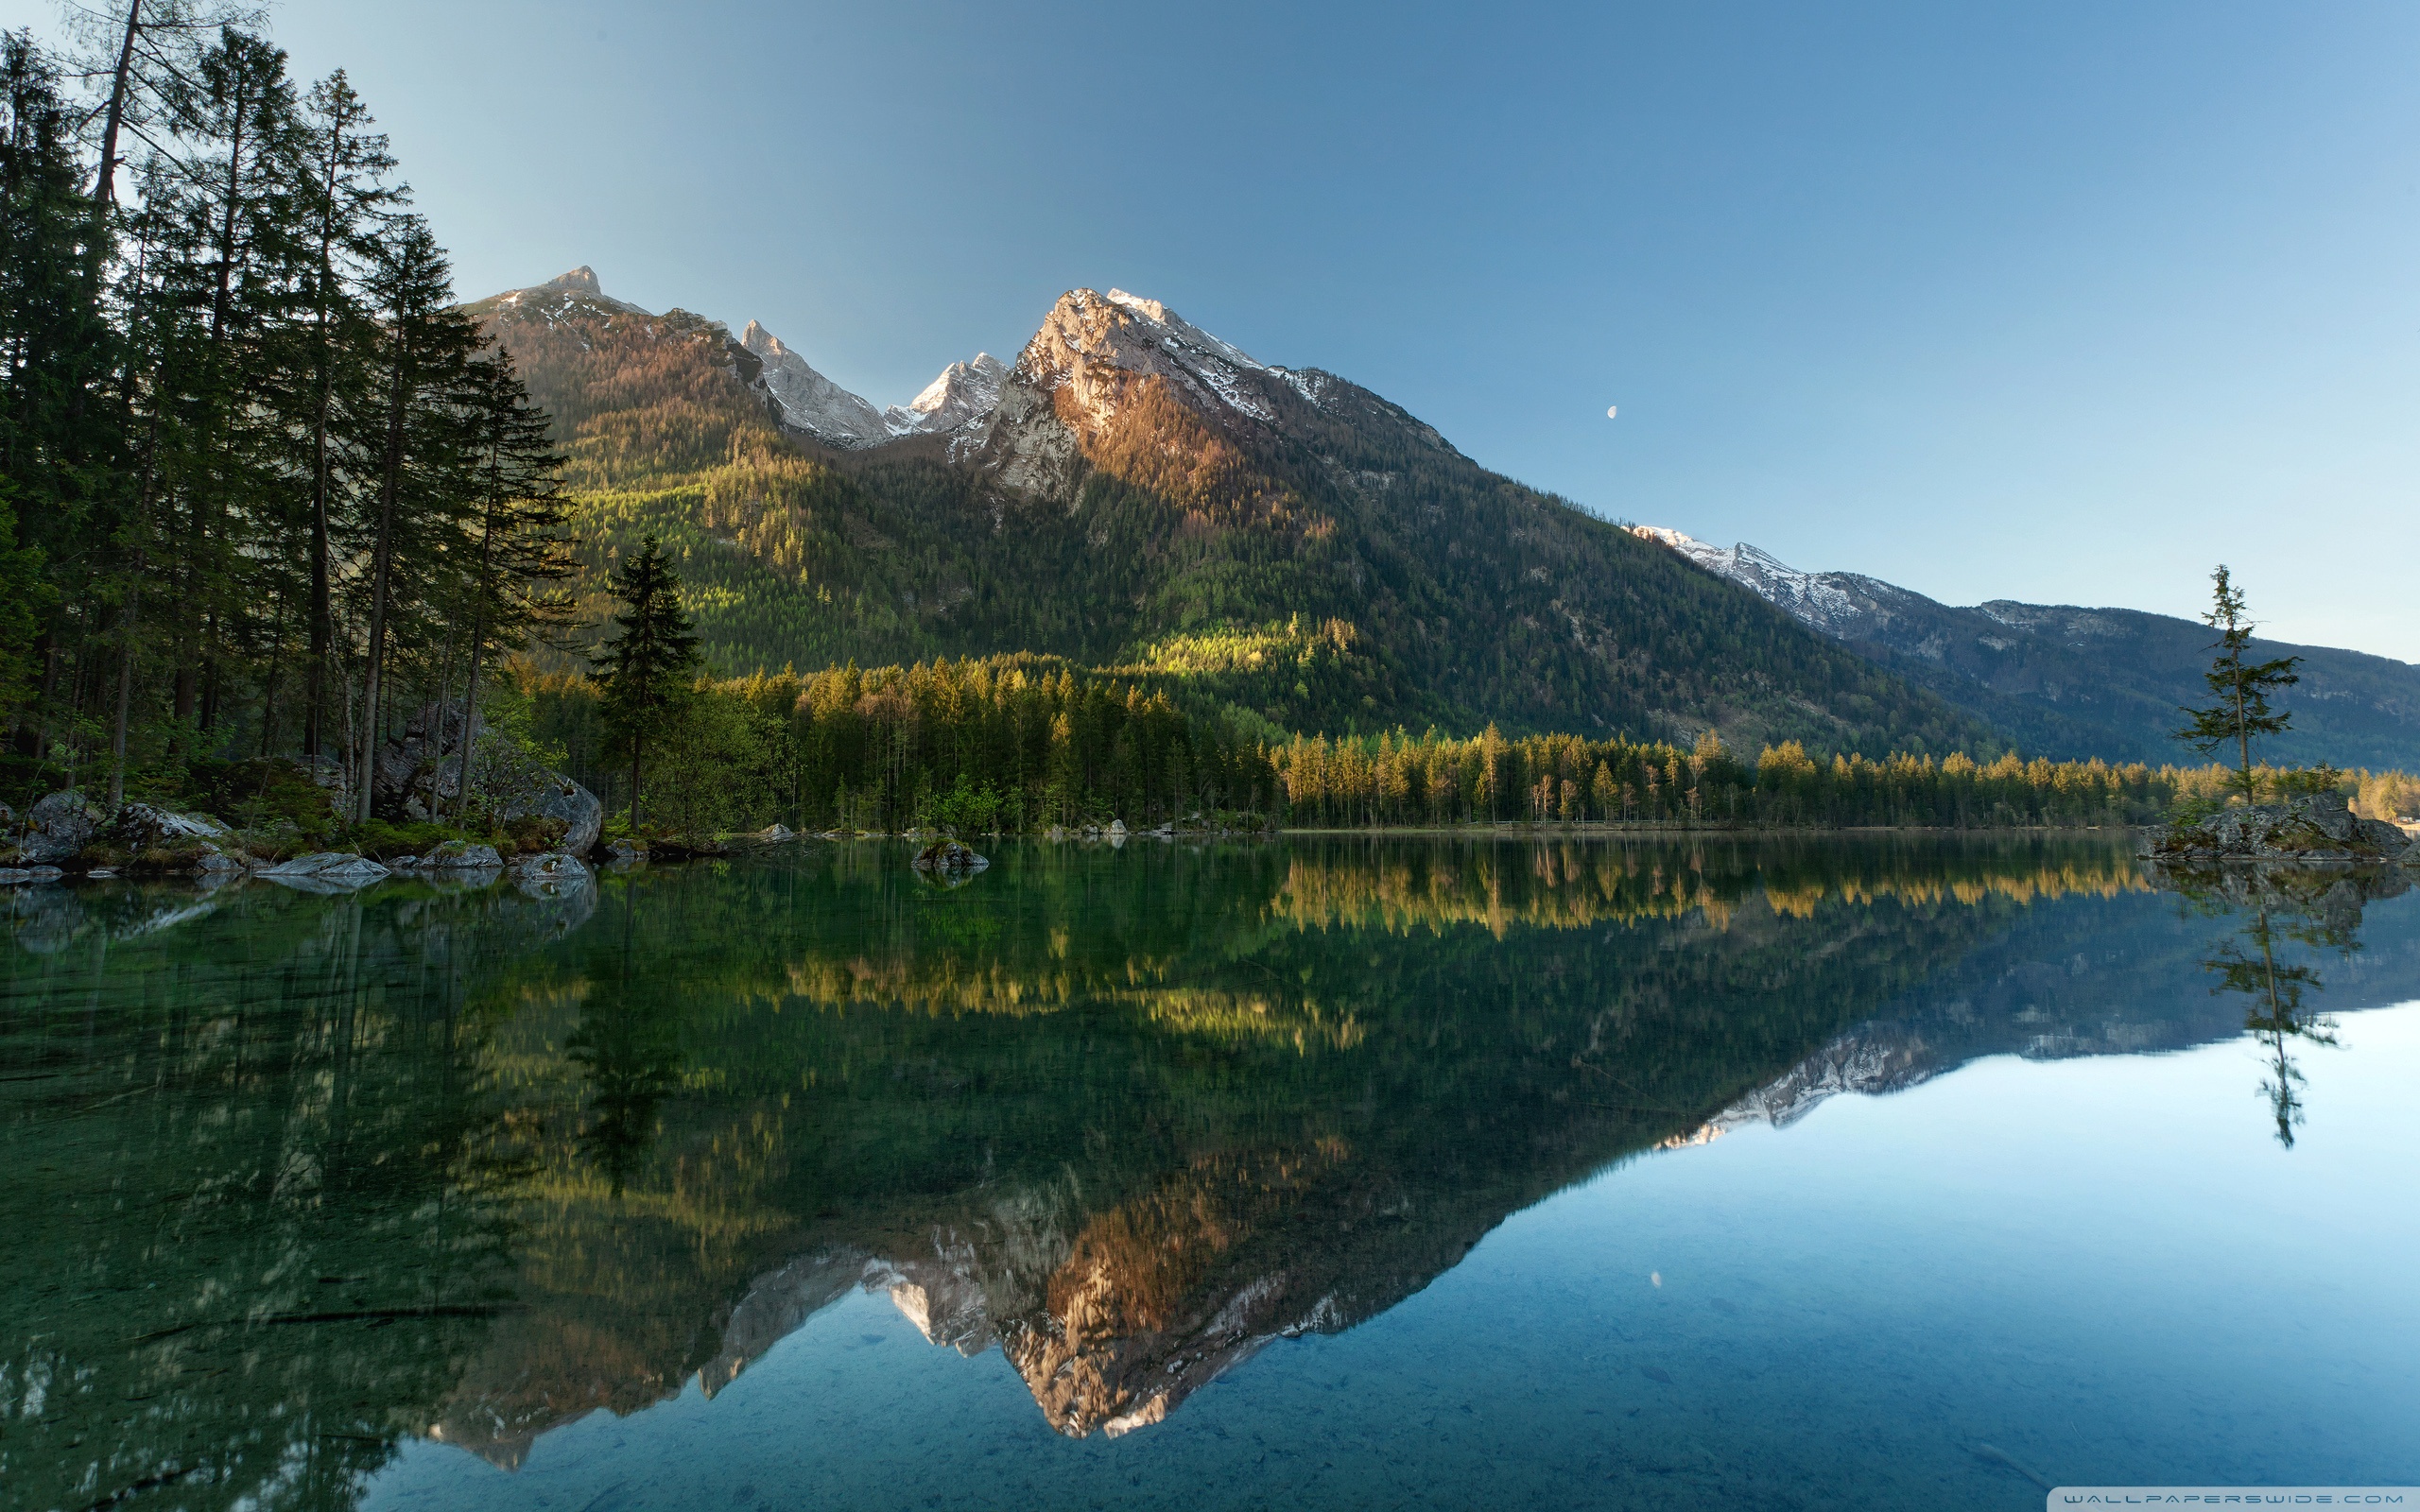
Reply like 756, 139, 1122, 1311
5, 837, 2415, 1510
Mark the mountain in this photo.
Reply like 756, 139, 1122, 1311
1633, 528, 2420, 768
469, 269, 1995, 752
736, 319, 887, 447
883, 352, 1007, 443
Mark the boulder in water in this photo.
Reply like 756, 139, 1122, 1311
409, 841, 504, 870
2142, 790, 2411, 864
912, 839, 989, 874
257, 851, 392, 892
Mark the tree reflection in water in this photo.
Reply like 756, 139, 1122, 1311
6, 837, 2415, 1508
2150, 861, 2405, 1147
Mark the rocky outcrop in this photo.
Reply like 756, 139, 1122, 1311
15, 789, 103, 865
371, 700, 480, 820
739, 319, 887, 447
912, 839, 989, 873
493, 771, 603, 857
403, 841, 504, 870
2140, 790, 2411, 864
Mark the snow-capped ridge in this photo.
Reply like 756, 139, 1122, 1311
1630, 526, 1885, 638
738, 319, 888, 449
884, 352, 1008, 441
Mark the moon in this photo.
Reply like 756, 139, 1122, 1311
1606, 405, 1618, 420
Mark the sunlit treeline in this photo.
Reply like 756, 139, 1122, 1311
518, 654, 1285, 836
513, 654, 2397, 838
1272, 729, 2190, 830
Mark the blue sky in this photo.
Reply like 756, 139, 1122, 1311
22, 1, 2419, 658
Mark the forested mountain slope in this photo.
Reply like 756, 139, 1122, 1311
1634, 529, 2420, 767
471, 272, 1996, 754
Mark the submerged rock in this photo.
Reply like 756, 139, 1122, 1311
0, 866, 64, 885
257, 851, 391, 893
511, 850, 593, 900
912, 839, 990, 874
2140, 790, 2411, 864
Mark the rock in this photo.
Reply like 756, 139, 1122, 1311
101, 804, 233, 871
1108, 818, 1128, 838
510, 850, 593, 900
411, 841, 503, 870
85, 867, 119, 879
911, 839, 989, 873
193, 845, 244, 877
0, 866, 64, 885
370, 699, 478, 818
498, 775, 603, 857
1045, 825, 1067, 842
756, 823, 794, 843
256, 851, 392, 893
608, 840, 647, 866
19, 789, 103, 865
2141, 790, 2411, 864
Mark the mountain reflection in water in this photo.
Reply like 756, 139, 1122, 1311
3, 837, 2413, 1510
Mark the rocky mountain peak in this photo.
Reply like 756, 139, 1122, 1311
737, 318, 887, 449
884, 352, 1008, 442
544, 265, 603, 294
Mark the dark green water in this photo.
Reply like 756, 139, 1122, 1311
5, 837, 2416, 1511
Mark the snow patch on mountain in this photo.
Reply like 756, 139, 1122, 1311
1630, 526, 1936, 643
481, 266, 652, 320
739, 320, 887, 449
884, 352, 1008, 445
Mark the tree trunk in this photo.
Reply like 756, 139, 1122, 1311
107, 579, 140, 808
91, 0, 142, 212
178, 60, 252, 724
355, 335, 409, 826
303, 131, 344, 759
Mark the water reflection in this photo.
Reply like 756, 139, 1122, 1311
2144, 861, 2408, 1146
4, 838, 2414, 1509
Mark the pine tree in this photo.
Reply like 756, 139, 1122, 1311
594, 535, 700, 837
2173, 565, 2299, 803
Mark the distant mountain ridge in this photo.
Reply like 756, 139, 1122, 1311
1632, 527, 2420, 767
464, 267, 1990, 753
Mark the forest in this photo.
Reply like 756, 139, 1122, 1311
0, 9, 570, 821
6, 11, 2409, 858
510, 654, 2418, 839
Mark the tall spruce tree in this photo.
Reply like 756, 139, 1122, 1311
2173, 565, 2299, 802
441, 348, 570, 821
289, 68, 392, 758
351, 213, 481, 822
594, 535, 700, 838
0, 34, 106, 731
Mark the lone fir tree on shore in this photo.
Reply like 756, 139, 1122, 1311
2173, 564, 2300, 802
594, 536, 700, 838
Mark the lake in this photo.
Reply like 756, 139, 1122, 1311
6, 836, 2416, 1511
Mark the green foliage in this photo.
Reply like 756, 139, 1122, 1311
1, 18, 566, 824
514, 655, 2304, 838
2173, 565, 2300, 799
593, 533, 703, 833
